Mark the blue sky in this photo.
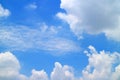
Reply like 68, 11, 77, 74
0, 0, 120, 80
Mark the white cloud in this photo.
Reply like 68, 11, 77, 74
30, 69, 48, 80
0, 49, 120, 80
30, 62, 78, 80
111, 65, 120, 80
0, 4, 10, 17
25, 3, 37, 10
0, 51, 77, 80
0, 52, 28, 80
57, 0, 120, 41
0, 24, 80, 54
81, 45, 120, 80
50, 46, 120, 80
51, 62, 75, 80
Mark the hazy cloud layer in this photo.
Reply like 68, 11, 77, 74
57, 0, 120, 41
0, 24, 80, 54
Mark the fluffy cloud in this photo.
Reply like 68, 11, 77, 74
31, 62, 76, 80
80, 45, 120, 80
57, 0, 120, 41
0, 52, 76, 80
0, 48, 120, 80
0, 24, 80, 54
50, 46, 120, 80
0, 51, 49, 80
0, 4, 10, 17
0, 52, 27, 80
51, 62, 75, 80
30, 69, 48, 80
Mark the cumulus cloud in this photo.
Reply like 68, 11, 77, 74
29, 62, 78, 80
51, 62, 75, 80
0, 4, 10, 17
57, 0, 120, 41
81, 45, 120, 80
0, 52, 77, 80
0, 52, 27, 80
1, 49, 120, 80
0, 24, 80, 54
0, 51, 49, 80
30, 69, 48, 80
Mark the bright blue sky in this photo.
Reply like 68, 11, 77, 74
0, 0, 120, 80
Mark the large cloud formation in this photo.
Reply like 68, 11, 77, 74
81, 46, 120, 80
1, 46, 120, 80
57, 0, 120, 41
0, 52, 76, 80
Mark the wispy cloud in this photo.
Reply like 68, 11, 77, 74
25, 3, 37, 10
0, 24, 80, 54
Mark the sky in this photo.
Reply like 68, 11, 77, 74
0, 0, 120, 80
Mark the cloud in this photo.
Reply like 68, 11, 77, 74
30, 69, 48, 80
0, 52, 28, 80
0, 24, 80, 54
1, 49, 120, 80
81, 45, 120, 80
0, 4, 10, 17
51, 62, 75, 80
0, 51, 48, 80
25, 3, 37, 10
31, 62, 76, 80
57, 0, 120, 41
0, 52, 77, 80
